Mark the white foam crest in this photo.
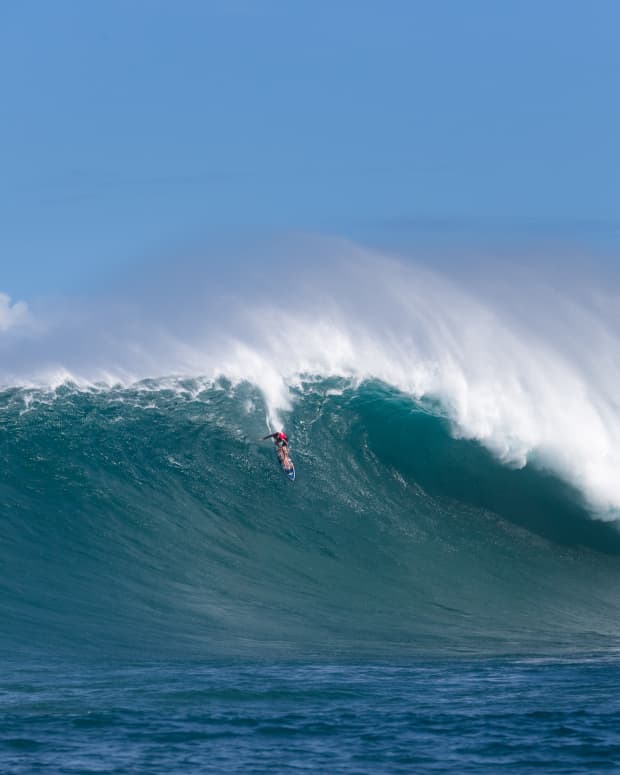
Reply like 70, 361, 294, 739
222, 251, 620, 517
2, 239, 620, 517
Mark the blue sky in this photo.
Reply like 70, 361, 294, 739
1, 0, 619, 297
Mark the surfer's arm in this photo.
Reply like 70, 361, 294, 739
261, 433, 277, 441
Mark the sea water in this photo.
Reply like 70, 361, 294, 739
3, 246, 620, 772
3, 658, 620, 773
1, 381, 620, 772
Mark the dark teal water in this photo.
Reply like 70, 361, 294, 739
3, 659, 620, 773
2, 379, 620, 771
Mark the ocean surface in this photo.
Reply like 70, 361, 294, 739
1, 379, 620, 773
3, 657, 620, 773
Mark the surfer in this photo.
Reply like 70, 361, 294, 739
262, 430, 288, 449
261, 431, 291, 468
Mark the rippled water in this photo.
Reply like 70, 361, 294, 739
3, 658, 620, 773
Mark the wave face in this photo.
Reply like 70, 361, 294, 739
2, 379, 620, 659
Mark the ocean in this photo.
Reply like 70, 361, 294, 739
2, 246, 620, 771
4, 658, 620, 773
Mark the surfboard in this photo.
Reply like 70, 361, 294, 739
277, 451, 295, 481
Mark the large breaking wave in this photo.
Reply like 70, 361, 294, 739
2, 378, 620, 659
2, 236, 620, 657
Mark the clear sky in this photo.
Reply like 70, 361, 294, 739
1, 0, 619, 297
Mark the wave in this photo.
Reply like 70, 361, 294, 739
2, 236, 620, 517
2, 379, 620, 659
